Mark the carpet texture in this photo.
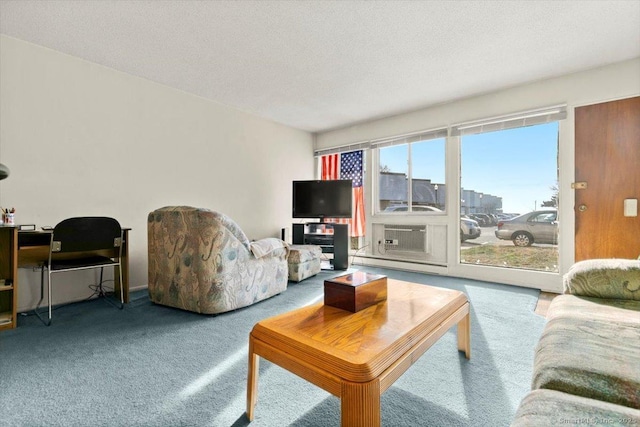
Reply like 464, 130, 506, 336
0, 266, 545, 426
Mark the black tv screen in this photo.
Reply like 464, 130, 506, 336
292, 180, 352, 220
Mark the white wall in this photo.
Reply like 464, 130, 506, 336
0, 35, 314, 312
317, 58, 640, 292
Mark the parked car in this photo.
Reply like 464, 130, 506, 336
383, 205, 481, 243
468, 214, 486, 225
460, 217, 481, 242
472, 213, 496, 226
384, 205, 442, 213
469, 214, 490, 226
495, 209, 558, 246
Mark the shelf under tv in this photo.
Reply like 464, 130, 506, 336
292, 222, 349, 270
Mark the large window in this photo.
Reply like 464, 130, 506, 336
376, 130, 446, 214
459, 121, 560, 272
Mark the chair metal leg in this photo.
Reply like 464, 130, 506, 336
33, 265, 52, 326
36, 261, 124, 325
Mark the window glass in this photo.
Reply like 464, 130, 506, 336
530, 212, 556, 223
460, 122, 559, 272
411, 139, 446, 211
378, 138, 445, 213
378, 144, 408, 212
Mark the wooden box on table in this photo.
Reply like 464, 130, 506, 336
324, 271, 387, 313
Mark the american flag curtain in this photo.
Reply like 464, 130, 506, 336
321, 150, 366, 237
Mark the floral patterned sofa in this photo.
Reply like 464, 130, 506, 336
147, 206, 289, 314
512, 258, 640, 426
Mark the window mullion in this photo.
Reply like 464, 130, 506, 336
407, 143, 413, 211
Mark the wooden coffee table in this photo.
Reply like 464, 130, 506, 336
246, 279, 470, 426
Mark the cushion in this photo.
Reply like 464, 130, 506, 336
533, 299, 640, 409
512, 389, 640, 427
249, 238, 288, 258
546, 294, 640, 326
288, 245, 322, 263
563, 258, 640, 300
287, 245, 322, 282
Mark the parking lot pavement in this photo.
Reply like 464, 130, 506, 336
461, 226, 558, 248
462, 227, 506, 248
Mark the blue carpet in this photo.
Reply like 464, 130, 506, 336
0, 266, 545, 426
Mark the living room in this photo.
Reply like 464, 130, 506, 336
0, 2, 638, 426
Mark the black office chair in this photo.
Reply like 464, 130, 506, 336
34, 217, 124, 326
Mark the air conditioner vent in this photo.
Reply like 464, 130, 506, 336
371, 223, 447, 264
383, 225, 426, 252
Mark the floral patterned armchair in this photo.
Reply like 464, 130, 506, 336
147, 206, 288, 314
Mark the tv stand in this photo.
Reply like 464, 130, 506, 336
292, 223, 349, 270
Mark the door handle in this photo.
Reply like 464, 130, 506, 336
578, 204, 588, 212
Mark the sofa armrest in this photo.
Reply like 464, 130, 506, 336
563, 259, 640, 300
249, 238, 289, 259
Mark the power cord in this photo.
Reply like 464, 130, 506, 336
88, 279, 116, 298
20, 280, 116, 317
351, 242, 370, 265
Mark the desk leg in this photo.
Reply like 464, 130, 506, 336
457, 311, 471, 359
114, 229, 130, 303
246, 338, 259, 421
341, 379, 381, 427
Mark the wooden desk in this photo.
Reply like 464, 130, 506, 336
246, 279, 471, 426
0, 227, 131, 330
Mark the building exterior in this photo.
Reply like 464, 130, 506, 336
379, 172, 502, 213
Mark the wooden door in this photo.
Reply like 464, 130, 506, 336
575, 96, 640, 261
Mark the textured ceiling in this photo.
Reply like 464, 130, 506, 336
1, 1, 639, 133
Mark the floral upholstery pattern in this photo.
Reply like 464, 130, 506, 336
563, 258, 640, 300
512, 259, 640, 425
147, 206, 288, 314
545, 294, 640, 325
532, 299, 640, 409
287, 245, 322, 282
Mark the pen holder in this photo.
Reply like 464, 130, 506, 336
3, 213, 15, 225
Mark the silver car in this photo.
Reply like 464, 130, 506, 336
495, 209, 558, 246
460, 217, 481, 243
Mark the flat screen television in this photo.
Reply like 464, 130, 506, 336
292, 180, 352, 220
